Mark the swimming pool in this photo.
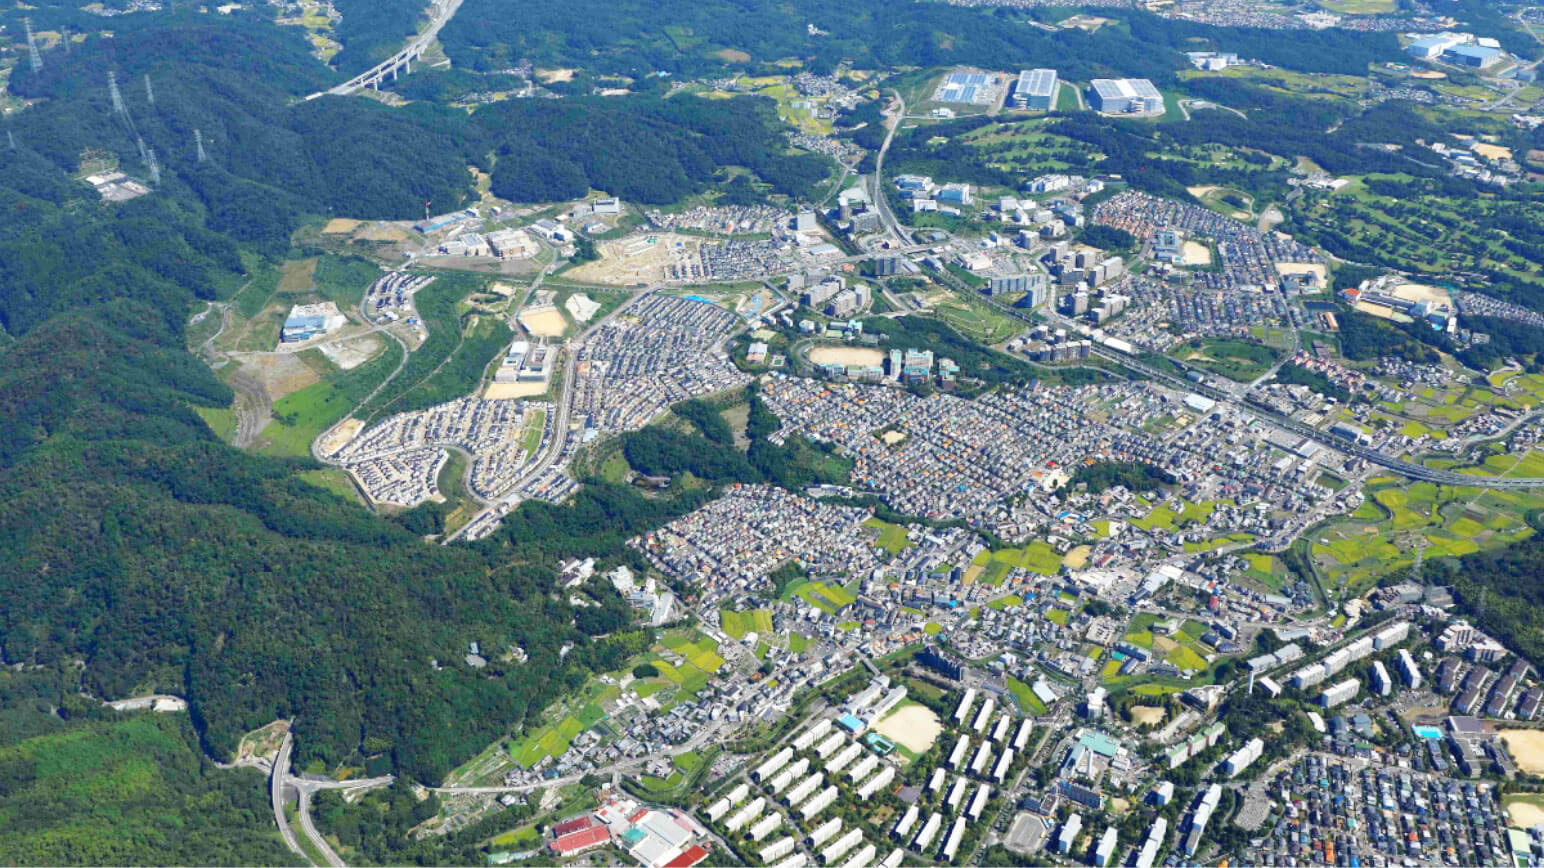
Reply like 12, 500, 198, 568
1413, 725, 1443, 740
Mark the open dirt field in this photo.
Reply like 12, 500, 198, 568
1508, 800, 1544, 829
565, 233, 700, 285
519, 307, 568, 337
1501, 730, 1544, 774
237, 352, 321, 401
356, 223, 412, 243
1130, 706, 1165, 726
318, 418, 365, 457
488, 282, 520, 297
809, 346, 886, 367
874, 704, 943, 754
566, 293, 601, 322
319, 333, 385, 370
484, 381, 550, 399
1062, 544, 1092, 568
1181, 241, 1212, 266
1355, 301, 1412, 323
1187, 185, 1220, 198
1392, 283, 1451, 306
1275, 262, 1328, 284
1473, 143, 1513, 162
536, 67, 576, 83
1151, 635, 1179, 654
322, 218, 363, 235
880, 430, 907, 446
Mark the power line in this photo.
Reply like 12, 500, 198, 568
24, 19, 43, 74
108, 71, 125, 115
144, 74, 155, 107
147, 147, 160, 185
195, 128, 207, 163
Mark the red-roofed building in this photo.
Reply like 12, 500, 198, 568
663, 844, 710, 868
553, 815, 597, 837
628, 808, 650, 824
550, 825, 609, 856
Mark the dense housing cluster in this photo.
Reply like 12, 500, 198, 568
332, 398, 551, 505
571, 293, 751, 434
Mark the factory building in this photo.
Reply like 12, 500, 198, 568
1013, 68, 1059, 110
1088, 78, 1162, 114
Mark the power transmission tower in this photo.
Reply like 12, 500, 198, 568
24, 19, 43, 74
144, 74, 155, 106
108, 71, 125, 116
135, 135, 147, 163
147, 147, 160, 185
59, 27, 70, 54
195, 128, 207, 163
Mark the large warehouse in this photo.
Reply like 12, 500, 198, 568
1088, 78, 1163, 114
1014, 68, 1058, 109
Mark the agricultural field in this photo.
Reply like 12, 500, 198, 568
969, 541, 1066, 581
1309, 476, 1541, 596
720, 608, 775, 640
785, 578, 860, 614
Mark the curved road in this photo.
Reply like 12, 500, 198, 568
307, 0, 463, 99
871, 89, 911, 245
271, 731, 395, 867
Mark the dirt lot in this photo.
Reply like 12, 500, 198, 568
873, 704, 942, 754
1130, 706, 1165, 726
519, 307, 568, 337
1275, 262, 1328, 284
318, 418, 365, 457
565, 232, 701, 285
322, 218, 363, 235
319, 333, 385, 370
808, 346, 886, 367
1501, 730, 1544, 775
484, 381, 549, 399
1392, 283, 1451, 306
233, 352, 322, 402
356, 222, 413, 243
1181, 241, 1212, 266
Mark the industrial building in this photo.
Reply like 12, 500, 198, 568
1013, 68, 1058, 109
1088, 78, 1163, 114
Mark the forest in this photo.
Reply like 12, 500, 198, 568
1065, 460, 1175, 496
0, 711, 293, 864
436, 0, 1400, 80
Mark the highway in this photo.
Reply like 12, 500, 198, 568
270, 730, 395, 867
870, 89, 911, 245
307, 0, 462, 99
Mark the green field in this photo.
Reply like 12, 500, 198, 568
863, 517, 911, 555
788, 579, 859, 614
1006, 675, 1049, 715
720, 608, 775, 640
253, 340, 404, 458
1169, 338, 1280, 382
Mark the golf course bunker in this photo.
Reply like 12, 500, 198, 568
808, 346, 886, 367
519, 307, 568, 337
1501, 730, 1544, 774
873, 703, 942, 754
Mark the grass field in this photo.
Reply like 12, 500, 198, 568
1006, 675, 1050, 715
863, 517, 911, 555
787, 579, 859, 614
720, 608, 775, 640
253, 339, 405, 458
1169, 338, 1280, 382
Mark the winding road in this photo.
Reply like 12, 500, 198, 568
270, 731, 395, 867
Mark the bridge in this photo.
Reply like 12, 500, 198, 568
306, 0, 462, 100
